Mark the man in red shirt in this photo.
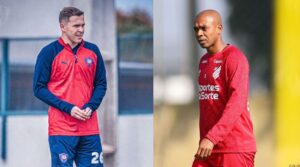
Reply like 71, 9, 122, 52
192, 10, 256, 167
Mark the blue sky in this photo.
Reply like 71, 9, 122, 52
116, 0, 153, 17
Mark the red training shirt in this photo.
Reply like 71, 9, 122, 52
198, 44, 256, 153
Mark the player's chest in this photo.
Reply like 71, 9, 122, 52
198, 58, 225, 85
51, 50, 97, 80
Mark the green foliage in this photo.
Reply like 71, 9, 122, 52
117, 8, 153, 34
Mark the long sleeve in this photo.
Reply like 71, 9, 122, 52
82, 46, 107, 112
205, 52, 249, 144
33, 46, 74, 114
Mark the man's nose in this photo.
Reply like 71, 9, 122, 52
78, 26, 84, 32
197, 29, 203, 37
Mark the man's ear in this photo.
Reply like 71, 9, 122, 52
60, 22, 66, 31
217, 24, 223, 35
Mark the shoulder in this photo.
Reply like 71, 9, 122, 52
40, 41, 55, 53
83, 40, 101, 53
36, 40, 62, 66
39, 40, 63, 56
200, 53, 209, 62
224, 45, 249, 65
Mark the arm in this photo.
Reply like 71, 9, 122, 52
33, 46, 75, 114
205, 52, 249, 144
82, 46, 107, 112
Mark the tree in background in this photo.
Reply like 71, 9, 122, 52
117, 8, 153, 34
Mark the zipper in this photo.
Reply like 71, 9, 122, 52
74, 44, 82, 64
75, 54, 78, 63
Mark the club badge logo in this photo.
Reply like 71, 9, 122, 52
59, 153, 68, 163
85, 57, 94, 68
213, 66, 221, 79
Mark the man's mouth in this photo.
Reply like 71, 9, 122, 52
198, 39, 206, 44
76, 34, 83, 38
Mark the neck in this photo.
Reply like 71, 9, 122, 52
61, 34, 79, 48
207, 38, 227, 54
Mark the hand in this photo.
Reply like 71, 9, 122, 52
70, 106, 90, 121
194, 138, 214, 160
83, 107, 92, 119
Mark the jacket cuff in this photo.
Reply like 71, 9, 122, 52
205, 134, 218, 145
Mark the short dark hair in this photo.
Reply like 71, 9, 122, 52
59, 7, 84, 23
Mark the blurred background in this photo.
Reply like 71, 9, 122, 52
2, 0, 300, 167
0, 0, 152, 167
154, 0, 300, 167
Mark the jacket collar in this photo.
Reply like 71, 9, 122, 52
58, 37, 84, 52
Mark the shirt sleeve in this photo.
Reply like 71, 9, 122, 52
33, 46, 74, 114
82, 46, 107, 112
205, 51, 249, 144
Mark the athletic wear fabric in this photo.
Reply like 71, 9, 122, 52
49, 135, 104, 167
33, 38, 107, 136
198, 45, 256, 153
192, 152, 255, 167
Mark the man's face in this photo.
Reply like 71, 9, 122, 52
60, 15, 85, 45
193, 15, 221, 49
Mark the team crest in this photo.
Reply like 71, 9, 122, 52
85, 57, 94, 68
59, 153, 68, 163
213, 66, 221, 79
